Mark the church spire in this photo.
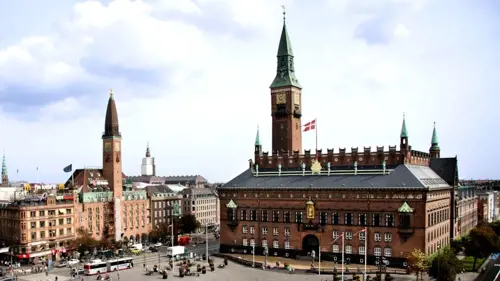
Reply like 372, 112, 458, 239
146, 142, 151, 158
1, 153, 8, 187
400, 113, 408, 138
270, 7, 301, 89
255, 126, 261, 146
103, 89, 121, 138
430, 122, 440, 158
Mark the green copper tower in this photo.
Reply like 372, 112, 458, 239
1, 153, 8, 186
270, 9, 301, 89
430, 122, 441, 158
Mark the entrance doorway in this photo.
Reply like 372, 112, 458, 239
302, 234, 320, 254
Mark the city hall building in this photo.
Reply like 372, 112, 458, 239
218, 16, 457, 268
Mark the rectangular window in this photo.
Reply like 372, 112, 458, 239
346, 231, 353, 240
261, 211, 268, 222
273, 227, 279, 236
374, 247, 381, 256
272, 211, 280, 223
374, 232, 381, 242
273, 240, 279, 249
262, 240, 267, 247
345, 245, 352, 254
372, 213, 380, 226
262, 227, 268, 235
345, 213, 353, 225
250, 226, 255, 234
384, 233, 392, 242
384, 248, 392, 257
332, 231, 339, 239
284, 241, 291, 249
358, 213, 367, 226
242, 239, 248, 246
31, 232, 36, 239
385, 214, 395, 227
284, 227, 290, 237
295, 212, 303, 223
319, 212, 328, 224
242, 225, 248, 234
240, 210, 247, 221
250, 210, 257, 221
250, 239, 255, 246
332, 244, 339, 253
359, 231, 366, 241
359, 246, 366, 255
332, 212, 340, 224
284, 211, 291, 223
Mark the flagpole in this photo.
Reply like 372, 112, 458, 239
341, 232, 345, 281
315, 118, 318, 160
364, 227, 367, 281
36, 167, 39, 183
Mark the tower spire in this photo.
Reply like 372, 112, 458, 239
431, 122, 439, 147
255, 126, 261, 146
146, 142, 151, 158
400, 113, 408, 138
270, 8, 301, 89
103, 88, 121, 138
1, 153, 8, 187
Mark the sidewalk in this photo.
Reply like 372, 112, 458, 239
225, 254, 405, 273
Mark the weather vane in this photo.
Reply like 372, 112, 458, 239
109, 88, 113, 98
281, 5, 286, 22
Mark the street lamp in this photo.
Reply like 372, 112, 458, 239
168, 224, 174, 274
205, 221, 215, 264
263, 245, 268, 268
251, 241, 255, 268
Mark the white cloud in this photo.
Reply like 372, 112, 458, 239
0, 0, 498, 182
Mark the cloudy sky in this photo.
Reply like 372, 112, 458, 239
0, 0, 498, 183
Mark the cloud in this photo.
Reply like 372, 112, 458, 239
0, 0, 499, 182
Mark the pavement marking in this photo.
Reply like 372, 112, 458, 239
495, 269, 500, 281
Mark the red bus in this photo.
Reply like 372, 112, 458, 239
177, 235, 191, 245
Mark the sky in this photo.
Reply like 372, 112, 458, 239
0, 0, 499, 183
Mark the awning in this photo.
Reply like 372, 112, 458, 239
29, 250, 53, 258
0, 247, 9, 254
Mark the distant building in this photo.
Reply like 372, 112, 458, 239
477, 191, 495, 223
1, 155, 8, 187
145, 185, 182, 229
182, 187, 219, 227
141, 143, 156, 176
454, 186, 478, 238
165, 175, 208, 188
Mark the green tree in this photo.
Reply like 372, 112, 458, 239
407, 248, 429, 280
70, 227, 99, 256
450, 239, 463, 254
429, 246, 463, 281
463, 224, 500, 271
489, 221, 500, 237
180, 214, 198, 233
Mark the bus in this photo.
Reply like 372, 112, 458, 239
177, 235, 191, 246
83, 258, 133, 275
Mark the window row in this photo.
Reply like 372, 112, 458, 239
236, 210, 396, 227
242, 225, 290, 236
428, 208, 450, 227
332, 231, 392, 242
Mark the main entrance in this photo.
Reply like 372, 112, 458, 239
302, 234, 320, 254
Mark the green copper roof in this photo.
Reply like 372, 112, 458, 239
255, 126, 261, 146
270, 21, 301, 89
431, 122, 439, 148
1, 155, 6, 176
398, 202, 414, 213
400, 114, 408, 138
226, 199, 238, 209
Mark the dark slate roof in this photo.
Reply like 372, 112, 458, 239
164, 175, 208, 184
145, 185, 175, 196
430, 157, 458, 186
222, 164, 450, 190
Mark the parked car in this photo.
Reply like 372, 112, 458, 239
154, 243, 162, 247
67, 259, 79, 266
56, 261, 67, 268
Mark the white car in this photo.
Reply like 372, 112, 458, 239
154, 243, 162, 247
67, 259, 79, 266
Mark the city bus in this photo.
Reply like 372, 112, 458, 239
83, 258, 133, 275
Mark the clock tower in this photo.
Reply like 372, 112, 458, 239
270, 12, 302, 154
102, 89, 123, 198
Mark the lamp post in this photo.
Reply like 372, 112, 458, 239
168, 224, 174, 274
252, 242, 255, 268
263, 245, 268, 268
311, 249, 316, 272
205, 221, 214, 264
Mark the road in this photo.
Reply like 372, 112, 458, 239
478, 254, 500, 281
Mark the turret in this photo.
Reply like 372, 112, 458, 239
429, 122, 440, 158
1, 154, 8, 187
400, 114, 410, 163
254, 126, 263, 156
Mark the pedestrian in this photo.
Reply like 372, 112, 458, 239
55, 276, 58, 281
117, 272, 120, 281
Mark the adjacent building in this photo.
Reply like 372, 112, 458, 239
141, 144, 156, 176
218, 16, 456, 268
145, 185, 182, 229
476, 191, 495, 223
182, 187, 219, 227
453, 186, 478, 238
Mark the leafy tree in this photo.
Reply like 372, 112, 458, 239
489, 221, 500, 237
429, 246, 463, 281
463, 224, 500, 271
407, 248, 429, 280
450, 239, 463, 254
179, 214, 198, 233
70, 227, 99, 257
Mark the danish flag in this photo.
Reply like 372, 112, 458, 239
331, 232, 344, 244
303, 119, 316, 132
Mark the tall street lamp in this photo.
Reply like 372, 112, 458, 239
263, 245, 268, 268
205, 221, 215, 264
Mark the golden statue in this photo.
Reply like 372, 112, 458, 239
311, 160, 322, 174
306, 198, 315, 219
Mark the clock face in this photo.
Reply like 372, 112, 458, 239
276, 93, 286, 104
115, 143, 120, 152
104, 143, 111, 152
293, 93, 300, 105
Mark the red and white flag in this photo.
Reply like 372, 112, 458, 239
303, 119, 316, 132
354, 227, 367, 236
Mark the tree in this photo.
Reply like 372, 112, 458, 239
429, 247, 463, 281
450, 239, 463, 254
407, 248, 429, 280
180, 214, 198, 233
489, 221, 500, 237
70, 227, 99, 257
463, 224, 500, 271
